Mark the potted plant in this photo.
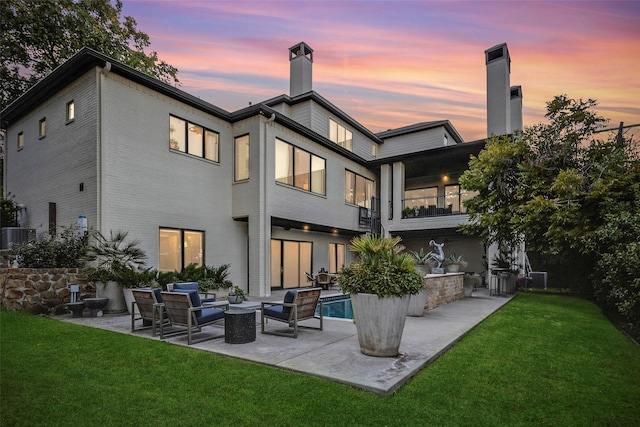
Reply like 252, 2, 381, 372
444, 253, 467, 273
227, 285, 246, 304
463, 273, 481, 297
84, 230, 147, 313
113, 266, 158, 314
402, 207, 414, 218
411, 248, 436, 275
339, 234, 424, 357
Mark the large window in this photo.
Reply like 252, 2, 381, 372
405, 187, 438, 209
345, 170, 373, 208
329, 119, 353, 151
329, 243, 345, 273
169, 115, 219, 162
159, 228, 204, 272
234, 134, 250, 181
445, 184, 477, 213
275, 138, 325, 195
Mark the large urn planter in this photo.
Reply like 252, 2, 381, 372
122, 287, 140, 315
95, 281, 127, 313
407, 288, 428, 316
351, 293, 411, 357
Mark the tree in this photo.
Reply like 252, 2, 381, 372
0, 0, 179, 110
460, 95, 640, 334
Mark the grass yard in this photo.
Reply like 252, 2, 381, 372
1, 293, 639, 426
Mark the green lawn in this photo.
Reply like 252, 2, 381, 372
2, 294, 639, 426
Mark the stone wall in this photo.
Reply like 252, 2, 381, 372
0, 268, 94, 315
424, 273, 464, 311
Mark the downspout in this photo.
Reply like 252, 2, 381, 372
262, 112, 276, 297
97, 61, 111, 232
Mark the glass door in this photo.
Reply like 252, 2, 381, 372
270, 239, 312, 289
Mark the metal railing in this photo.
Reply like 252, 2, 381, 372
402, 194, 469, 217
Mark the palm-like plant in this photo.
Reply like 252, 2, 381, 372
339, 235, 423, 297
84, 230, 147, 281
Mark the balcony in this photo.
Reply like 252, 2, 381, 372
402, 193, 471, 219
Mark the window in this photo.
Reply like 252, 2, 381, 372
345, 170, 373, 208
159, 228, 204, 272
66, 101, 75, 122
39, 117, 46, 139
169, 115, 219, 162
17, 132, 24, 151
234, 134, 250, 181
444, 134, 449, 146
329, 243, 345, 273
275, 138, 325, 195
329, 119, 353, 151
371, 143, 377, 157
405, 187, 438, 209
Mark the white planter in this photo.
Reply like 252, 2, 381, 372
122, 287, 141, 315
95, 281, 127, 314
350, 293, 410, 357
446, 264, 461, 273
407, 289, 428, 316
463, 283, 474, 297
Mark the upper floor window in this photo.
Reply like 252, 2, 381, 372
39, 117, 46, 139
275, 138, 325, 195
17, 132, 24, 151
329, 119, 353, 151
66, 101, 75, 123
234, 134, 250, 181
345, 170, 373, 208
169, 115, 219, 162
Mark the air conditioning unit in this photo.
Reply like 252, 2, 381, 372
1, 227, 36, 249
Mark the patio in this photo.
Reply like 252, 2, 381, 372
59, 287, 512, 395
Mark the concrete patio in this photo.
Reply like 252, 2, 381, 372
58, 287, 513, 395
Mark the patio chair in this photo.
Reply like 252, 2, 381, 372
159, 290, 228, 345
130, 288, 167, 336
172, 282, 216, 303
261, 287, 323, 338
315, 272, 333, 290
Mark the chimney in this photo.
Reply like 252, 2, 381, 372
485, 43, 511, 137
510, 85, 523, 132
289, 42, 313, 97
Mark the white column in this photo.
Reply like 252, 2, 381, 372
392, 162, 405, 227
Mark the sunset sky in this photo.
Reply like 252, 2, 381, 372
121, 0, 640, 142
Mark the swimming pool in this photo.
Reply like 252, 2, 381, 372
316, 295, 353, 319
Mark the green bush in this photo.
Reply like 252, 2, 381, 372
14, 225, 88, 268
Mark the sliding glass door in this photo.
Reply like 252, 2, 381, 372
270, 239, 312, 289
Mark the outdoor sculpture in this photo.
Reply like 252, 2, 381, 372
429, 240, 445, 268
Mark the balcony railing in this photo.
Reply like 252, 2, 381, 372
402, 194, 469, 218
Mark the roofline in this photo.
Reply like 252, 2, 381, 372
261, 92, 384, 144
368, 138, 486, 167
376, 120, 465, 144
1, 47, 233, 126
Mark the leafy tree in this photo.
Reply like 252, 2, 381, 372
460, 95, 640, 333
1, 0, 179, 110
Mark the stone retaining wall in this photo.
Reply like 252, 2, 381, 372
0, 268, 94, 315
424, 273, 464, 311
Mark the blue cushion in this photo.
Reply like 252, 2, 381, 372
263, 305, 290, 321
151, 288, 163, 303
198, 308, 224, 324
173, 289, 203, 317
173, 282, 199, 291
282, 289, 300, 315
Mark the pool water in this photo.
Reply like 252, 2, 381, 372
316, 295, 353, 319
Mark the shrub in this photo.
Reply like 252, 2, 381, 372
14, 225, 88, 268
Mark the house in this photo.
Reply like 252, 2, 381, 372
0, 41, 522, 297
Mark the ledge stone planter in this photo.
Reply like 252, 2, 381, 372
351, 293, 410, 357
